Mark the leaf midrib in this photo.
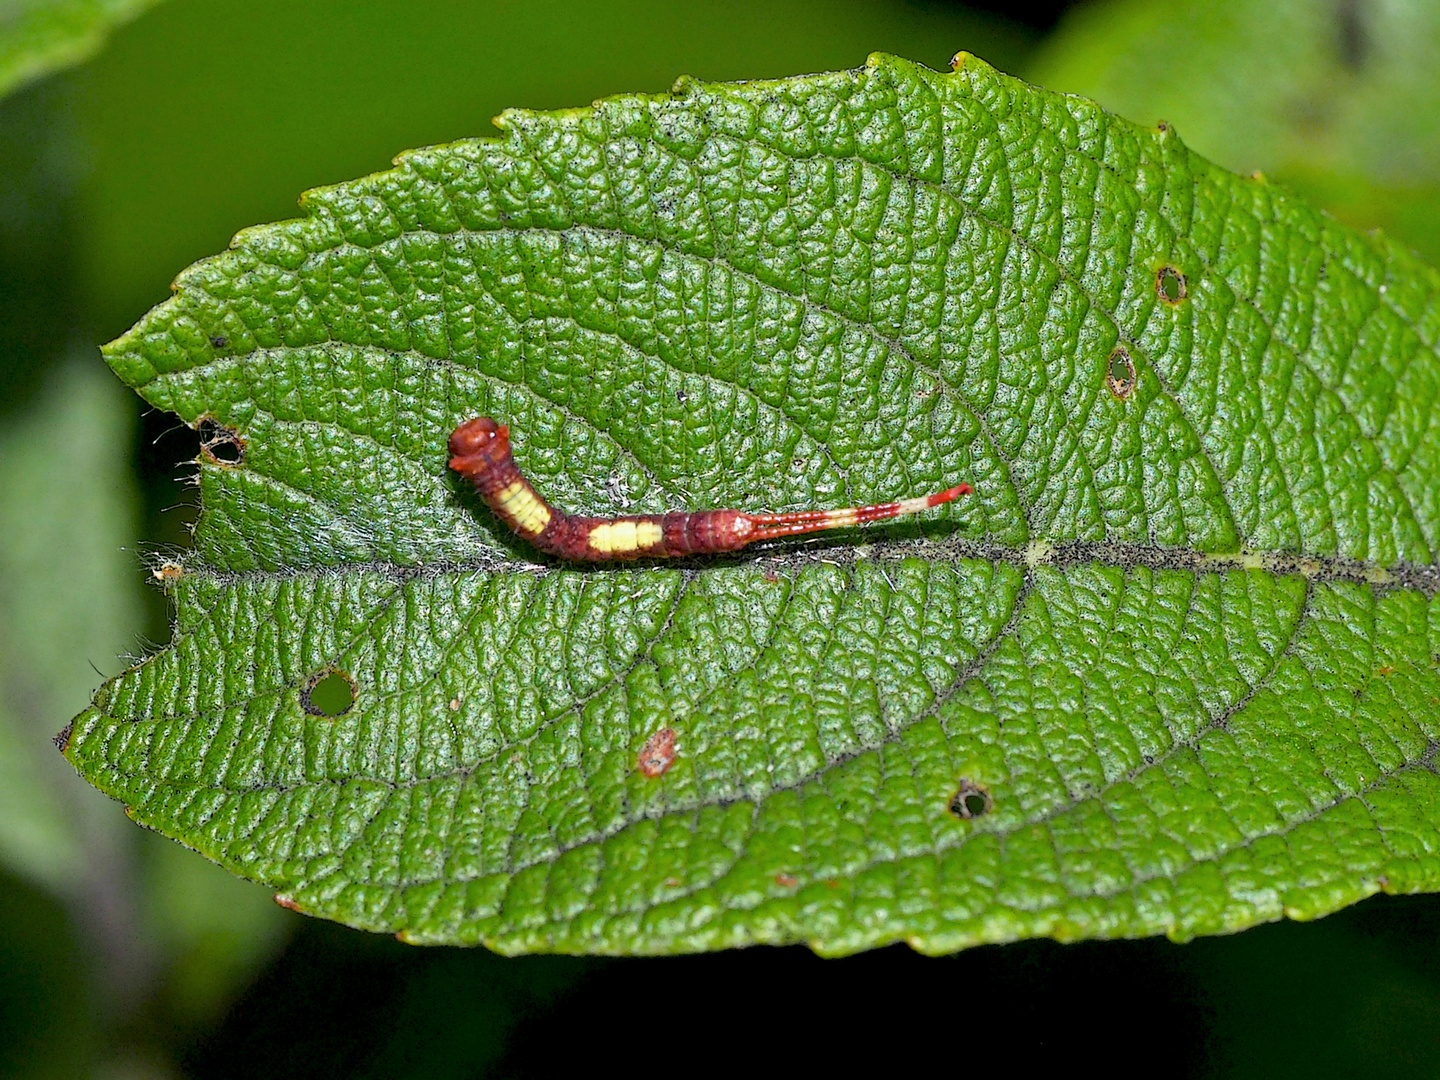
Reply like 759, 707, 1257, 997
100, 534, 1430, 823
99, 550, 1422, 916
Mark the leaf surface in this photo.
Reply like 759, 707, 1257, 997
70, 53, 1440, 954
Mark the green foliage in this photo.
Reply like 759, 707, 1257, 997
1029, 0, 1440, 264
0, 0, 161, 98
0, 360, 136, 892
70, 53, 1440, 954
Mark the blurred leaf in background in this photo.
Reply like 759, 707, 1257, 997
0, 3, 288, 1077
0, 356, 135, 899
1028, 0, 1440, 264
75, 0, 1033, 340
0, 0, 161, 99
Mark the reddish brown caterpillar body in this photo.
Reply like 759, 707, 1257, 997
448, 417, 971, 561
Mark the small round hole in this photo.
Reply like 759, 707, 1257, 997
948, 778, 993, 819
1106, 346, 1137, 401
302, 669, 356, 718
210, 334, 229, 349
1156, 265, 1187, 303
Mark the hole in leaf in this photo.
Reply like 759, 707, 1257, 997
209, 334, 228, 349
1156, 265, 1187, 303
1106, 346, 1137, 401
197, 416, 246, 466
637, 727, 677, 777
948, 778, 993, 820
302, 668, 356, 718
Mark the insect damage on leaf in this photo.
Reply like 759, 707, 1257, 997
1156, 265, 1187, 303
301, 668, 357, 718
948, 779, 993, 820
1105, 346, 1137, 400
196, 415, 244, 467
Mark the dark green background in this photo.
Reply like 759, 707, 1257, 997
5, 0, 1440, 1075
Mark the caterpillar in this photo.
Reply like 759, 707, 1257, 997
448, 417, 971, 561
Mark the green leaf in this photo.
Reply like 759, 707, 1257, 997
0, 358, 139, 891
69, 53, 1440, 955
1028, 0, 1440, 265
0, 0, 161, 99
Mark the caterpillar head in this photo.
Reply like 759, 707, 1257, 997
448, 416, 513, 474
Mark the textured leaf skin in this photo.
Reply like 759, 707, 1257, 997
72, 54, 1440, 955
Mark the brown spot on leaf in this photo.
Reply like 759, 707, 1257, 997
637, 727, 677, 778
273, 893, 303, 912
774, 873, 798, 888
52, 722, 72, 753
948, 778, 993, 820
